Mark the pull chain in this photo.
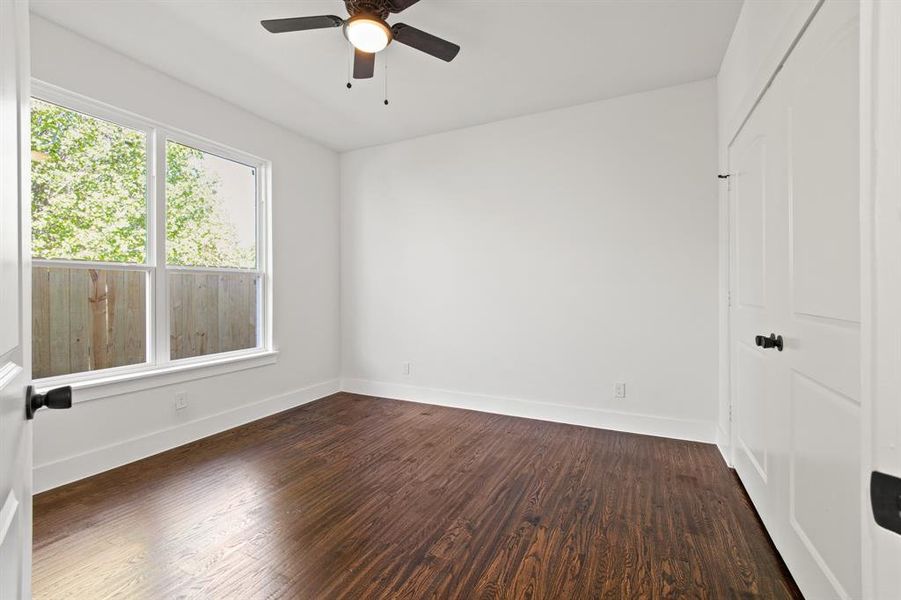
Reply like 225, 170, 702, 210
346, 45, 353, 89
384, 54, 389, 106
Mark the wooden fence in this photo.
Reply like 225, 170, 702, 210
169, 271, 258, 360
32, 266, 258, 379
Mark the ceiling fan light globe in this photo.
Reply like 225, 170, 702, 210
346, 17, 391, 53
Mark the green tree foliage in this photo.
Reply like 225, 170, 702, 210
165, 141, 254, 269
31, 99, 146, 262
31, 99, 254, 268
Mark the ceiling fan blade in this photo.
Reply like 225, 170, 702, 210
261, 15, 343, 33
353, 49, 375, 79
387, 0, 422, 13
391, 23, 460, 62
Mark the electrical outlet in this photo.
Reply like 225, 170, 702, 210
175, 391, 188, 411
403, 362, 412, 376
615, 383, 626, 399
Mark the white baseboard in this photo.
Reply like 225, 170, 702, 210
36, 377, 717, 493
716, 424, 732, 467
341, 378, 716, 444
33, 379, 340, 493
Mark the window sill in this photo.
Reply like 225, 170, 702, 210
35, 350, 279, 404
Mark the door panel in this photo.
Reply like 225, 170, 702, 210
736, 342, 768, 481
790, 371, 861, 598
735, 135, 767, 309
789, 12, 860, 325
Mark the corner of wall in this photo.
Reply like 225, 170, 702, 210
34, 379, 341, 494
341, 378, 717, 445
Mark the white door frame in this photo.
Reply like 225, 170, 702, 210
860, 1, 901, 597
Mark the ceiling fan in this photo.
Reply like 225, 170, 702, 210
261, 0, 461, 80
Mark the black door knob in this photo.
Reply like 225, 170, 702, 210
755, 333, 784, 352
26, 385, 72, 419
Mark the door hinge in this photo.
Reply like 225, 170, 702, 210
871, 471, 901, 536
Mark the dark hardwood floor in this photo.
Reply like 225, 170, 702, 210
33, 393, 801, 599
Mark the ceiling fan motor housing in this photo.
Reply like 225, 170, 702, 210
344, 0, 391, 19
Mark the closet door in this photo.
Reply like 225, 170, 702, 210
728, 79, 786, 531
729, 2, 861, 598
776, 2, 861, 597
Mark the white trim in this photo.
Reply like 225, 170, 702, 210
36, 349, 278, 403
165, 265, 260, 274
13, 4, 33, 599
32, 83, 154, 139
0, 361, 22, 390
340, 378, 716, 444
163, 129, 266, 173
860, 6, 877, 596
860, 2, 901, 596
0, 490, 19, 548
33, 378, 339, 493
151, 124, 167, 368
260, 159, 273, 352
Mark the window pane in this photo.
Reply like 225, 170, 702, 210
31, 99, 147, 263
169, 271, 258, 360
166, 141, 256, 269
32, 266, 147, 379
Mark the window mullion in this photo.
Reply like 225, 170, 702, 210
152, 130, 170, 366
143, 128, 155, 369
258, 165, 271, 351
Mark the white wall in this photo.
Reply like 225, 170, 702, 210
715, 0, 820, 459
30, 17, 341, 492
341, 79, 719, 442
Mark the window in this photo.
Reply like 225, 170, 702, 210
165, 141, 261, 360
31, 86, 270, 383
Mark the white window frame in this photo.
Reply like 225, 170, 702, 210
31, 81, 275, 401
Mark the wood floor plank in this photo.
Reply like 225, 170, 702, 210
33, 393, 802, 599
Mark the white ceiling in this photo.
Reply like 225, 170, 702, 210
31, 0, 742, 152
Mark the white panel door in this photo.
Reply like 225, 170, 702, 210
729, 81, 785, 526
730, 2, 861, 598
0, 2, 31, 599
779, 4, 861, 597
